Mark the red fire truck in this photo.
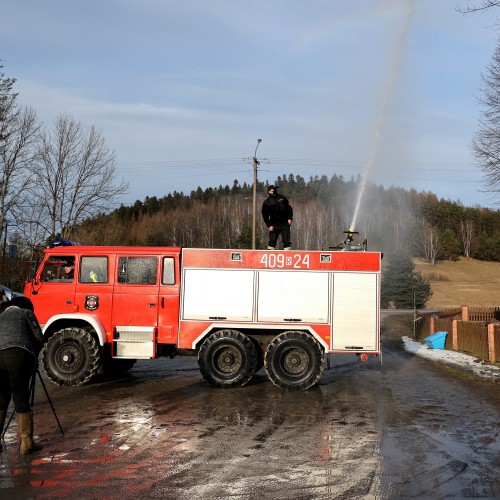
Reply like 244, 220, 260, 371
24, 244, 382, 390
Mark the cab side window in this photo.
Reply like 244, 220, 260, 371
118, 257, 157, 285
80, 256, 108, 283
162, 257, 175, 285
40, 256, 75, 282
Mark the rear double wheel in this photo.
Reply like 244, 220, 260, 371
198, 330, 258, 388
264, 331, 324, 390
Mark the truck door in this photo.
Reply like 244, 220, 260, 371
157, 255, 180, 343
112, 255, 160, 358
31, 255, 77, 324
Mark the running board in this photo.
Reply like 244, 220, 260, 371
114, 326, 154, 358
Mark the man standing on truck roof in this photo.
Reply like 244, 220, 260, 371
261, 185, 293, 250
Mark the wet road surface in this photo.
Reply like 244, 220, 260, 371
0, 340, 498, 499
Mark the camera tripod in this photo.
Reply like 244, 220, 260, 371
1, 368, 64, 439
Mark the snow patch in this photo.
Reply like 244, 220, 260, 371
402, 336, 500, 382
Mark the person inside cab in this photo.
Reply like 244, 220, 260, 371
83, 268, 101, 283
62, 260, 75, 281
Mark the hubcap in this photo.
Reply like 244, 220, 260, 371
214, 345, 242, 374
55, 342, 84, 373
281, 347, 309, 375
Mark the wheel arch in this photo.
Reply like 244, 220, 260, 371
42, 314, 107, 346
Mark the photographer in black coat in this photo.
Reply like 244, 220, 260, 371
261, 185, 293, 250
0, 295, 44, 454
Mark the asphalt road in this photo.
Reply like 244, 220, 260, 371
0, 339, 498, 499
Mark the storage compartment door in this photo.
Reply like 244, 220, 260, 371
331, 272, 378, 350
182, 269, 254, 321
257, 271, 329, 323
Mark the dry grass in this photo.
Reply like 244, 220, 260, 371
414, 258, 500, 309
421, 270, 450, 282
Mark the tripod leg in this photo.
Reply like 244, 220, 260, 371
30, 371, 36, 407
36, 371, 64, 435
1, 411, 14, 440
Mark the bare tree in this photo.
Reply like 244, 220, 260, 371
297, 202, 314, 249
456, 2, 500, 201
0, 106, 40, 243
0, 65, 17, 140
218, 195, 234, 247
456, 1, 500, 13
471, 38, 500, 202
1, 67, 41, 244
193, 200, 218, 248
459, 219, 475, 257
314, 204, 329, 250
423, 224, 440, 265
17, 194, 52, 259
33, 114, 128, 238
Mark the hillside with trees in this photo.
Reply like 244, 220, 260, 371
69, 173, 500, 264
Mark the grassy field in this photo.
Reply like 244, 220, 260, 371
414, 258, 500, 309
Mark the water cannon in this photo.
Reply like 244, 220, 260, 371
329, 229, 367, 252
344, 230, 357, 245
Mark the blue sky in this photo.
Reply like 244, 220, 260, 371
2, 0, 500, 209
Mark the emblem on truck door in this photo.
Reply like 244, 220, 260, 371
85, 295, 99, 311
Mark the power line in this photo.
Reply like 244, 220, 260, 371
116, 157, 480, 173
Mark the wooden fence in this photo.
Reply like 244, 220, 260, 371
418, 306, 500, 364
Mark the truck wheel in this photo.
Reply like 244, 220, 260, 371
42, 328, 102, 386
198, 330, 258, 388
264, 331, 324, 390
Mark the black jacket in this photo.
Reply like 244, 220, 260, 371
262, 193, 293, 227
0, 306, 44, 357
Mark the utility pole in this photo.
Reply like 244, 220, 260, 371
252, 139, 262, 250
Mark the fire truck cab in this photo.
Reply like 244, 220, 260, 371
24, 245, 382, 390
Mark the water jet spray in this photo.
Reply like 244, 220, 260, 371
349, 0, 413, 233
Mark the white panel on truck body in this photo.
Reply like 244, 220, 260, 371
182, 269, 254, 321
331, 272, 378, 350
257, 270, 329, 323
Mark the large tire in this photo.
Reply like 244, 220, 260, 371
198, 330, 258, 388
264, 331, 324, 390
42, 328, 102, 386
